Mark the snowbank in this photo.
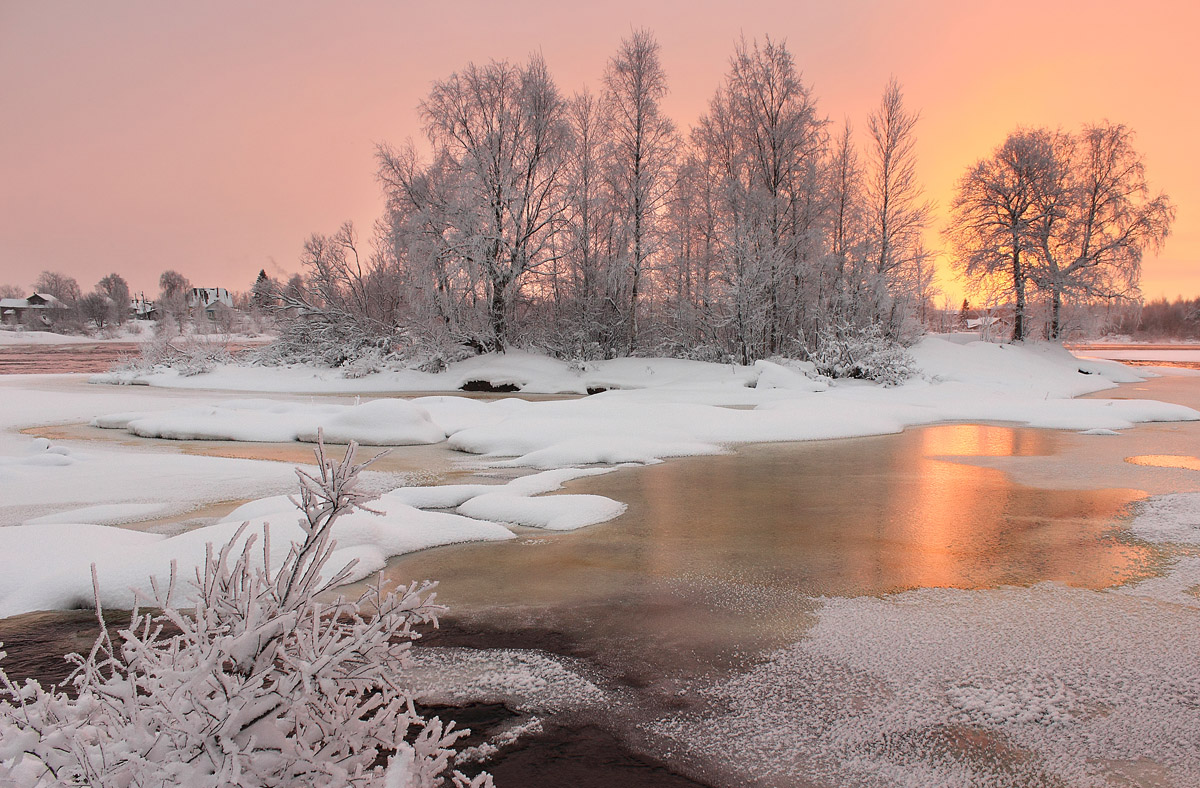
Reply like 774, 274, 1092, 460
95, 398, 445, 445
0, 468, 625, 617
89, 339, 1198, 469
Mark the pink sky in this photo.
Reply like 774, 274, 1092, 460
2, 0, 1196, 304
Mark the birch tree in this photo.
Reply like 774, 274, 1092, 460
417, 54, 573, 351
865, 78, 933, 330
603, 29, 678, 353
947, 129, 1058, 341
1030, 123, 1174, 338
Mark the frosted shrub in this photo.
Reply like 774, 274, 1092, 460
812, 323, 917, 386
0, 437, 492, 788
114, 332, 234, 378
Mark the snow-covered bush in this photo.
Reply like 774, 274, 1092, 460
113, 332, 234, 378
811, 323, 917, 386
255, 313, 403, 369
0, 438, 492, 788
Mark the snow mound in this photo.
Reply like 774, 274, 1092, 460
457, 492, 626, 531
23, 503, 178, 526
0, 465, 625, 616
295, 399, 445, 445
0, 437, 76, 468
86, 340, 1198, 469
94, 399, 444, 445
0, 498, 514, 618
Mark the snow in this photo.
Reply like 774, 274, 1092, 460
0, 466, 625, 616
4, 338, 1200, 782
457, 492, 626, 531
23, 503, 177, 526
4, 338, 1199, 621
88, 339, 1199, 469
1128, 492, 1200, 545
96, 398, 445, 445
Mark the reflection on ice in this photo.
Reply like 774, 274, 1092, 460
1126, 454, 1200, 471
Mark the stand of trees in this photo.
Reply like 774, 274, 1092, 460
286, 31, 934, 373
947, 123, 1174, 341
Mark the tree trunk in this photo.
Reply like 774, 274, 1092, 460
1050, 286, 1062, 341
489, 280, 508, 353
1011, 248, 1026, 342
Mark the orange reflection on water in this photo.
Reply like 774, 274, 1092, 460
1126, 455, 1200, 472
381, 426, 1152, 609
362, 424, 1155, 678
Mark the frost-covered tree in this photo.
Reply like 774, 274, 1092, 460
557, 88, 620, 357
413, 54, 573, 352
78, 291, 113, 329
96, 273, 131, 326
32, 271, 81, 306
947, 128, 1059, 341
864, 78, 933, 333
157, 269, 192, 327
693, 36, 827, 360
0, 438, 492, 788
603, 29, 679, 353
1029, 122, 1174, 338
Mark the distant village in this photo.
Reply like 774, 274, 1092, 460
1, 287, 240, 332
1, 288, 233, 327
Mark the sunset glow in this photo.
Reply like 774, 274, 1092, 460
2, 0, 1195, 302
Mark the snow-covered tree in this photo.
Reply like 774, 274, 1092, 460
602, 29, 679, 353
0, 438, 492, 788
864, 78, 933, 334
1029, 122, 1174, 338
947, 128, 1059, 341
96, 273, 131, 326
417, 54, 573, 352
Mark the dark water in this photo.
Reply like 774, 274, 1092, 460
0, 342, 145, 373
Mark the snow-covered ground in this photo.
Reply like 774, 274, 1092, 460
1, 336, 1198, 619
86, 339, 1197, 468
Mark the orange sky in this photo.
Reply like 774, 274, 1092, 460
1, 0, 1196, 304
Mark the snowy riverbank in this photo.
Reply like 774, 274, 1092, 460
1, 337, 1198, 617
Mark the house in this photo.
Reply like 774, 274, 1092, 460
0, 293, 64, 326
130, 293, 156, 320
186, 287, 234, 316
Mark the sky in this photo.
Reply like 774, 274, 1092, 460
1, 0, 1197, 304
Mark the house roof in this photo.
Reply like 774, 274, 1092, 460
0, 298, 27, 309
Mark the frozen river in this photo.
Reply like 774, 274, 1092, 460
370, 375, 1200, 787
2, 368, 1200, 786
